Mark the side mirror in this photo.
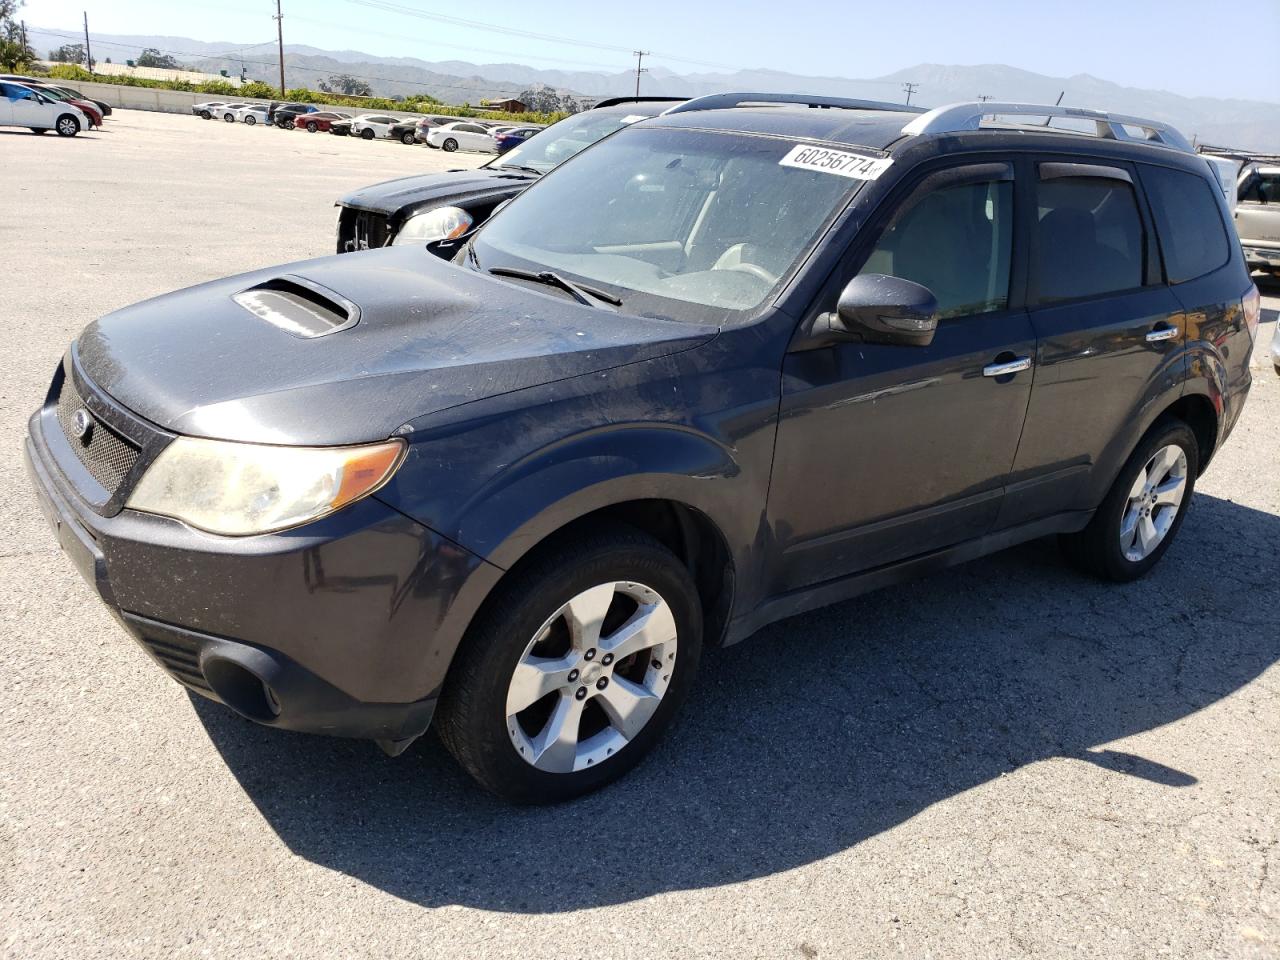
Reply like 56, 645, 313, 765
831, 274, 939, 347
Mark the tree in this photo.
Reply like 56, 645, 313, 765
319, 74, 372, 97
136, 47, 181, 69
516, 86, 569, 113
0, 0, 35, 70
49, 42, 84, 63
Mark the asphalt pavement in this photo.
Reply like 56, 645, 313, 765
1, 109, 1278, 959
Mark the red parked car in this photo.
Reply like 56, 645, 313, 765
295, 111, 351, 133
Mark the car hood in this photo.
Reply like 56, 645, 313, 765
76, 246, 717, 445
339, 168, 536, 216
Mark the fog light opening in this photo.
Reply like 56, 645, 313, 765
203, 658, 281, 723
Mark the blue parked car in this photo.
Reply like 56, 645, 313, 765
493, 124, 544, 153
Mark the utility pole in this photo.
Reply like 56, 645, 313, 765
901, 81, 918, 106
977, 94, 993, 102
19, 20, 26, 51
633, 50, 649, 98
274, 0, 286, 96
83, 11, 93, 73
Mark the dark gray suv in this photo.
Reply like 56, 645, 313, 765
25, 94, 1259, 803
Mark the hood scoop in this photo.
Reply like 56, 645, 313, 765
233, 275, 360, 338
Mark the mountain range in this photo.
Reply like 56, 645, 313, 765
29, 27, 1280, 151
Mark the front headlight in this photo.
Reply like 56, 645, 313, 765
127, 437, 406, 536
391, 206, 473, 246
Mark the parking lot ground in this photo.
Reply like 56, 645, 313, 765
1, 109, 1278, 960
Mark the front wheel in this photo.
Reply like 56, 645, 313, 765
200, 110, 211, 120
244, 114, 256, 126
360, 128, 375, 140
306, 121, 318, 132
400, 131, 416, 145
436, 530, 702, 803
1060, 419, 1199, 581
442, 137, 458, 152
55, 115, 80, 137
223, 113, 235, 122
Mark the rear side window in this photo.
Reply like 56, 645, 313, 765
1034, 174, 1145, 303
1141, 164, 1231, 283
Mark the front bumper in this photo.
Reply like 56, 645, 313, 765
24, 396, 500, 743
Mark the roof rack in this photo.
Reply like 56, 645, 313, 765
901, 101, 1194, 153
663, 92, 925, 116
592, 96, 689, 110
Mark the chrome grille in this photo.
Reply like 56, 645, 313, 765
54, 375, 140, 494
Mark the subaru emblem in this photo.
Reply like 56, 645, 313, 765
71, 408, 93, 440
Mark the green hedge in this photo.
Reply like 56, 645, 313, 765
45, 64, 567, 124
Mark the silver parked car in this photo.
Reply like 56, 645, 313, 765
1235, 161, 1280, 277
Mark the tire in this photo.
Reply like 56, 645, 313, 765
400, 131, 416, 145
244, 114, 256, 126
55, 114, 79, 137
436, 529, 703, 804
223, 113, 235, 123
1060, 419, 1199, 581
306, 121, 318, 133
442, 137, 458, 152
200, 110, 211, 120
360, 128, 375, 140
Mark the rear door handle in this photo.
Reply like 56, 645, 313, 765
1145, 325, 1180, 343
982, 357, 1032, 377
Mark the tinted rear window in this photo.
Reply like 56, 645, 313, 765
1034, 175, 1146, 303
1141, 164, 1231, 283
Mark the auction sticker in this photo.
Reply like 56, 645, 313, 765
778, 144, 893, 180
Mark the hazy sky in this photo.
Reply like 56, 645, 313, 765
22, 0, 1280, 102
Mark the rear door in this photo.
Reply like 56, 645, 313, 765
1001, 156, 1183, 526
0, 83, 15, 124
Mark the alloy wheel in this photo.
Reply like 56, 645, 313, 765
505, 580, 678, 774
1120, 443, 1188, 561
57, 117, 77, 136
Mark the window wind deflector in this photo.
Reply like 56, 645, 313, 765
487, 267, 622, 307
232, 276, 360, 338
1039, 162, 1132, 184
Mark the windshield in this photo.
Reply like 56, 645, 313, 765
473, 127, 864, 316
489, 108, 658, 174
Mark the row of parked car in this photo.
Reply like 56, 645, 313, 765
0, 73, 112, 136
191, 99, 544, 153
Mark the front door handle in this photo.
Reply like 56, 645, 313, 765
1145, 325, 1180, 343
982, 357, 1032, 378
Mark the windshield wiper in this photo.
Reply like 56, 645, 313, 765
493, 164, 543, 176
488, 267, 621, 307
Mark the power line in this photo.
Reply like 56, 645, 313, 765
632, 50, 649, 98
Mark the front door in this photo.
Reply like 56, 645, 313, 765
768, 159, 1036, 594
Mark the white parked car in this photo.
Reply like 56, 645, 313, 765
349, 114, 402, 140
426, 120, 500, 153
226, 103, 269, 126
0, 80, 92, 136
192, 101, 226, 120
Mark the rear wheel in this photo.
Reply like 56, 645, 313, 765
244, 114, 257, 126
442, 137, 458, 152
1060, 419, 1199, 581
223, 113, 235, 122
200, 110, 211, 120
55, 115, 79, 137
436, 530, 702, 804
306, 120, 318, 132
360, 128, 375, 140
400, 130, 416, 145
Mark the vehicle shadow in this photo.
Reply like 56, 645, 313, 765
192, 492, 1279, 912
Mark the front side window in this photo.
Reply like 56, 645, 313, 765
475, 127, 864, 316
857, 174, 1013, 318
1240, 168, 1280, 205
1140, 164, 1231, 283
1034, 173, 1145, 303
